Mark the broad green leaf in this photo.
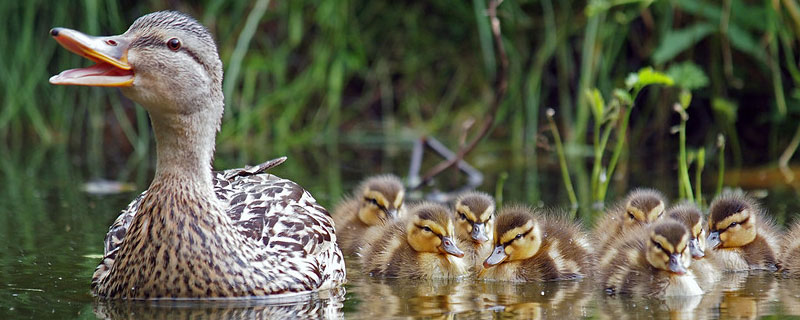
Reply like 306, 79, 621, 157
667, 62, 709, 90
652, 23, 716, 65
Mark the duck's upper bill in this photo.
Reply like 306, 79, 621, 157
49, 27, 134, 87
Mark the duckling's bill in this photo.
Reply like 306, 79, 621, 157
49, 27, 134, 87
483, 245, 507, 268
440, 236, 465, 257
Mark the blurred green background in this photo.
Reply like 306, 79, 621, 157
1, 0, 800, 213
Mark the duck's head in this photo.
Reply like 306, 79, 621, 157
50, 11, 223, 116
405, 203, 463, 257
357, 175, 405, 226
483, 206, 542, 268
622, 189, 666, 226
706, 194, 758, 249
454, 191, 496, 244
645, 221, 692, 275
667, 203, 706, 259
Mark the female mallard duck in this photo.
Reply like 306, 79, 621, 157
49, 11, 345, 298
453, 191, 496, 271
479, 206, 594, 282
705, 193, 780, 271
780, 221, 800, 276
358, 202, 469, 279
332, 175, 406, 255
600, 220, 703, 297
666, 203, 719, 288
593, 189, 667, 252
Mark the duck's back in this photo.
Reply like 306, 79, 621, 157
92, 158, 346, 297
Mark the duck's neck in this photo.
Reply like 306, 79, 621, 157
149, 104, 222, 198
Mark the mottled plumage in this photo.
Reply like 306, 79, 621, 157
479, 206, 594, 282
332, 175, 406, 256
593, 189, 667, 253
706, 193, 780, 272
600, 220, 703, 297
359, 202, 469, 279
50, 11, 345, 298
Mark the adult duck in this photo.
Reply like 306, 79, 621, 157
49, 11, 346, 298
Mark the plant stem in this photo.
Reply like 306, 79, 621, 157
597, 93, 636, 202
716, 134, 726, 197
695, 148, 705, 206
547, 109, 578, 209
676, 104, 694, 202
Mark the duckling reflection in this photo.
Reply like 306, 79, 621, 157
595, 294, 704, 320
777, 277, 800, 316
473, 278, 594, 319
92, 288, 345, 320
717, 272, 777, 319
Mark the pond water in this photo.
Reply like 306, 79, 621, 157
1, 145, 799, 319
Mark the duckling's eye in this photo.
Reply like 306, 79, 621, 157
422, 226, 432, 232
652, 240, 665, 252
729, 222, 738, 228
365, 198, 380, 207
515, 233, 524, 240
167, 38, 181, 51
458, 213, 467, 221
627, 211, 635, 220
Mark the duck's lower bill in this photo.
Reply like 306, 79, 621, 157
48, 27, 134, 87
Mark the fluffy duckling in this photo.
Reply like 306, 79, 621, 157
666, 203, 719, 288
706, 193, 780, 271
359, 202, 469, 279
781, 221, 800, 276
479, 206, 594, 282
600, 220, 703, 297
453, 191, 496, 271
593, 189, 667, 252
333, 175, 406, 255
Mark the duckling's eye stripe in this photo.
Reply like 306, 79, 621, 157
504, 229, 531, 247
723, 217, 749, 231
652, 240, 667, 253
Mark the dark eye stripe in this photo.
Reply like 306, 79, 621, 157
130, 35, 210, 78
723, 217, 749, 232
503, 229, 532, 247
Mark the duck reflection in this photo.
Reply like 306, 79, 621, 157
717, 272, 777, 319
93, 288, 345, 320
474, 279, 594, 318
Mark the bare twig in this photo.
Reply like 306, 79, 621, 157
416, 0, 508, 187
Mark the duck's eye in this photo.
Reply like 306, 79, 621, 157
729, 222, 738, 228
365, 198, 380, 207
422, 226, 432, 232
515, 233, 524, 240
167, 38, 181, 51
627, 211, 636, 220
652, 240, 665, 252
105, 39, 117, 46
459, 213, 467, 221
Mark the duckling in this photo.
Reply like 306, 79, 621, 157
666, 203, 719, 288
593, 189, 667, 252
479, 205, 594, 282
706, 193, 780, 271
453, 191, 496, 271
332, 175, 406, 255
359, 202, 469, 279
600, 220, 703, 297
779, 221, 800, 276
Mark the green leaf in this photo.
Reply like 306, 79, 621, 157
652, 23, 716, 65
635, 67, 674, 90
613, 89, 632, 106
586, 88, 605, 120
667, 62, 709, 90
680, 90, 692, 110
625, 73, 639, 90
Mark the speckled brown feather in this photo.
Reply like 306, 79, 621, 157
593, 189, 667, 253
481, 206, 595, 282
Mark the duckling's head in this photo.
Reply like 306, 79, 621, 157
622, 189, 667, 226
50, 11, 223, 116
405, 203, 464, 257
706, 194, 758, 249
483, 206, 542, 268
357, 175, 405, 226
645, 221, 692, 275
667, 203, 706, 259
454, 191, 496, 244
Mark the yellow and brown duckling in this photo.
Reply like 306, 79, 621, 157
479, 206, 594, 282
333, 175, 406, 255
600, 220, 703, 297
593, 189, 667, 252
358, 202, 469, 279
666, 203, 719, 288
780, 221, 800, 276
705, 193, 780, 271
453, 191, 496, 271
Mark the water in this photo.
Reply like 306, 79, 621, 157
1, 146, 799, 319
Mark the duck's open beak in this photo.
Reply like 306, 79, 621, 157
49, 27, 134, 87
439, 236, 464, 258
483, 245, 507, 268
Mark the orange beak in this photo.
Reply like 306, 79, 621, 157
49, 27, 134, 87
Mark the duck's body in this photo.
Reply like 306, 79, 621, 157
480, 206, 594, 282
781, 221, 800, 276
593, 189, 667, 253
706, 193, 780, 272
453, 191, 496, 272
332, 175, 406, 256
666, 203, 719, 289
600, 221, 703, 297
50, 11, 345, 298
359, 203, 469, 279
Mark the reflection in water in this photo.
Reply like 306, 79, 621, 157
93, 288, 345, 320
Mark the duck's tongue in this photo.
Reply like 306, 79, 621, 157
48, 27, 134, 87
